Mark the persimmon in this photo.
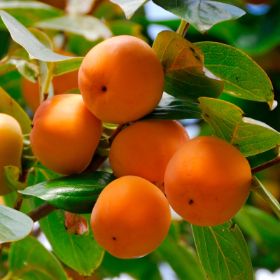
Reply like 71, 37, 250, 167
164, 136, 252, 226
22, 50, 78, 112
0, 114, 23, 195
109, 120, 189, 190
78, 35, 164, 123
91, 176, 171, 259
30, 94, 102, 175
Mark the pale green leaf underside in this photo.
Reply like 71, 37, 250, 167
153, 0, 245, 32
0, 10, 74, 62
0, 205, 33, 244
110, 0, 147, 18
36, 15, 112, 41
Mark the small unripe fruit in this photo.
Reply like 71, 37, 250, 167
22, 51, 78, 112
109, 120, 189, 190
164, 136, 252, 226
78, 35, 164, 123
0, 114, 23, 195
30, 94, 102, 175
91, 176, 171, 259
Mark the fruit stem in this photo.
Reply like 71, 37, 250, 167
176, 20, 190, 37
252, 156, 280, 174
251, 176, 280, 219
28, 203, 56, 222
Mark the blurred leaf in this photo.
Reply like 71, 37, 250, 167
9, 236, 68, 280
199, 97, 280, 157
40, 210, 104, 276
110, 0, 147, 19
36, 15, 112, 41
147, 93, 201, 120
20, 172, 114, 213
152, 0, 245, 32
153, 31, 223, 101
0, 205, 33, 244
0, 87, 31, 134
53, 57, 82, 76
196, 42, 274, 107
99, 253, 161, 280
0, 11, 74, 62
157, 230, 205, 280
192, 221, 254, 280
235, 206, 280, 248
0, 1, 61, 28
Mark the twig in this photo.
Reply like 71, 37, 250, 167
252, 156, 280, 174
28, 203, 56, 222
176, 19, 190, 37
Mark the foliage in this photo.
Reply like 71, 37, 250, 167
0, 0, 279, 279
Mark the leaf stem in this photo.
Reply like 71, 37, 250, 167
176, 19, 190, 37
28, 203, 56, 222
252, 156, 280, 174
251, 176, 280, 219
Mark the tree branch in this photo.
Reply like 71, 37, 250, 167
252, 156, 280, 174
28, 203, 56, 222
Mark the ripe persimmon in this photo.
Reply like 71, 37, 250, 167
0, 114, 23, 195
22, 50, 78, 112
164, 136, 252, 226
109, 120, 189, 190
78, 35, 164, 123
91, 176, 171, 259
30, 94, 102, 175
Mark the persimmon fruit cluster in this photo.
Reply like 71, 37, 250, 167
26, 35, 253, 259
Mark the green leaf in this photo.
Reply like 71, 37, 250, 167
0, 205, 33, 244
99, 253, 161, 279
157, 229, 205, 280
53, 57, 83, 76
235, 206, 280, 248
152, 0, 245, 32
146, 93, 201, 120
40, 210, 104, 276
9, 236, 68, 280
20, 172, 114, 213
0, 1, 61, 28
196, 42, 275, 107
153, 31, 223, 101
0, 11, 74, 62
36, 15, 112, 41
192, 221, 254, 280
0, 87, 32, 134
110, 0, 147, 19
199, 97, 280, 157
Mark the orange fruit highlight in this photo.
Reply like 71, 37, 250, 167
164, 136, 252, 226
30, 94, 102, 175
0, 113, 23, 195
109, 120, 189, 190
91, 176, 171, 259
78, 35, 164, 123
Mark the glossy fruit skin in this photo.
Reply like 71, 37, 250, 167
30, 94, 102, 175
22, 50, 78, 112
164, 136, 252, 226
109, 120, 189, 190
91, 176, 171, 259
0, 114, 23, 195
78, 35, 164, 124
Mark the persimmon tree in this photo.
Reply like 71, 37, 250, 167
0, 0, 280, 279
